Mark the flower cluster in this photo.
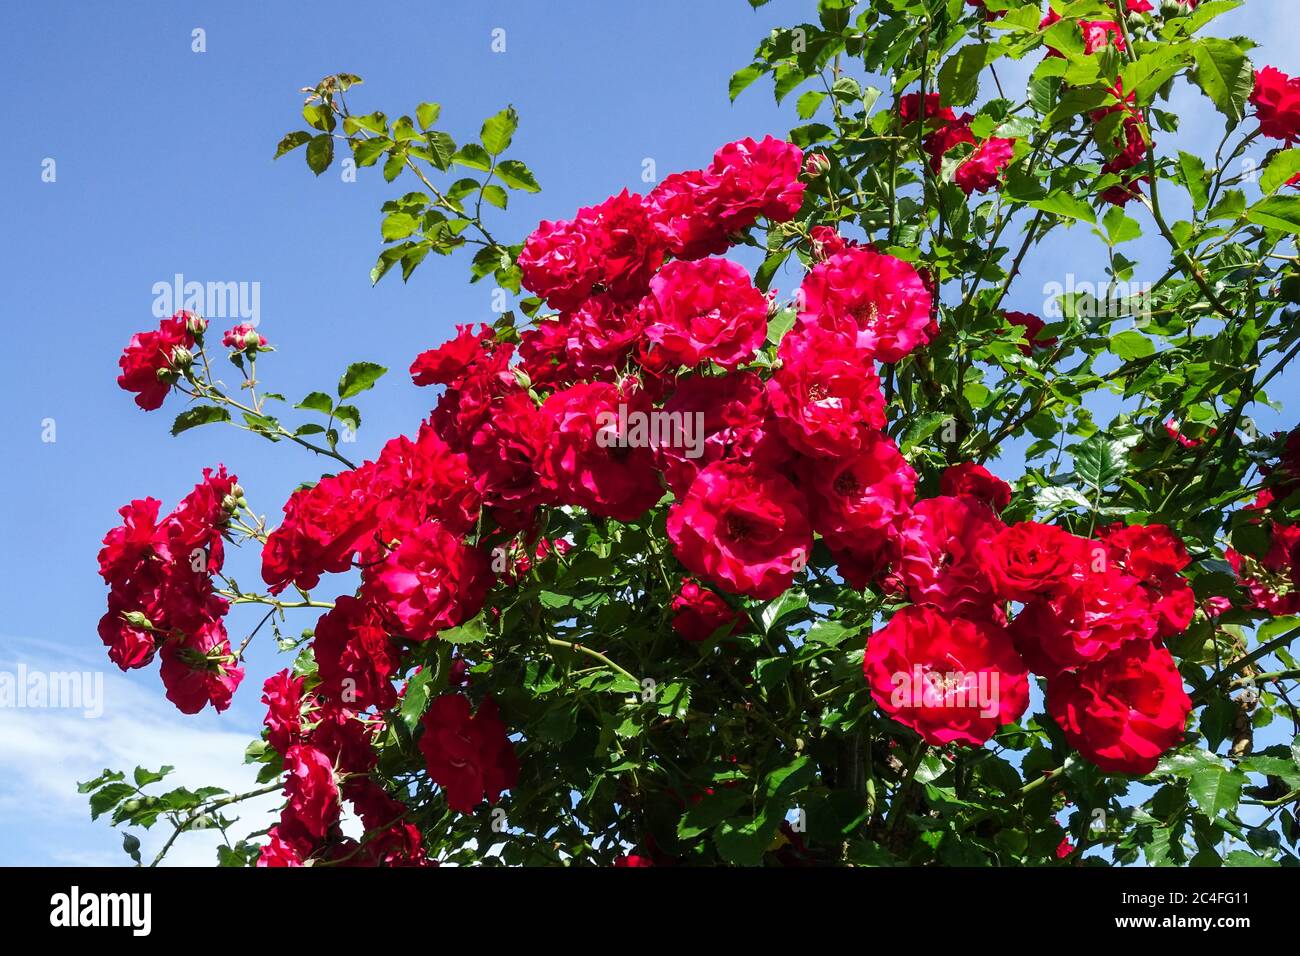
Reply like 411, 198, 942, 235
863, 466, 1193, 775
256, 669, 434, 867
898, 93, 1016, 196
96, 467, 244, 713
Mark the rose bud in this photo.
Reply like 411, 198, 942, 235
804, 152, 830, 177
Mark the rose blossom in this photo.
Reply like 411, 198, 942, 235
667, 460, 812, 600
1047, 640, 1191, 775
863, 605, 1030, 746
796, 247, 934, 362
640, 258, 769, 370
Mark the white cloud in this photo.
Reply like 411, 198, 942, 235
0, 635, 280, 866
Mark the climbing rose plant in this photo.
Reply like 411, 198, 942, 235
84, 0, 1300, 867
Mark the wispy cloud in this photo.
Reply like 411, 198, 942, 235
0, 635, 279, 866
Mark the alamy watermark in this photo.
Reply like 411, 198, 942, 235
152, 273, 261, 326
596, 403, 705, 458
0, 664, 103, 718
890, 665, 1000, 718
1042, 274, 1154, 321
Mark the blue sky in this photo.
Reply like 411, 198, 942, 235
0, 0, 1295, 865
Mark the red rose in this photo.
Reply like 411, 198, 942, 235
801, 430, 916, 552
923, 115, 977, 172
466, 390, 552, 532
863, 605, 1030, 746
313, 596, 397, 711
654, 371, 789, 497
256, 825, 310, 867
809, 225, 857, 261
158, 619, 243, 714
1003, 311, 1057, 355
1047, 641, 1191, 775
983, 521, 1093, 603
221, 323, 267, 351
667, 460, 812, 599
261, 669, 306, 753
613, 854, 655, 867
518, 316, 577, 390
1011, 567, 1158, 674
361, 522, 492, 641
954, 137, 1015, 194
940, 462, 1012, 513
647, 170, 732, 261
564, 294, 646, 380
518, 189, 664, 310
640, 258, 768, 370
898, 92, 956, 127
896, 495, 1005, 619
1098, 522, 1195, 637
283, 743, 341, 840
418, 694, 519, 813
767, 324, 886, 458
797, 247, 934, 362
538, 379, 664, 522
410, 323, 494, 386
671, 579, 748, 642
706, 135, 806, 232
1251, 67, 1300, 143
116, 312, 196, 410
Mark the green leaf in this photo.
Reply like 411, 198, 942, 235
496, 159, 541, 192
1192, 37, 1253, 123
415, 102, 441, 130
1247, 195, 1300, 233
481, 106, 519, 155
438, 613, 488, 645
399, 667, 434, 730
1177, 151, 1210, 211
1071, 434, 1128, 493
453, 143, 493, 171
381, 212, 420, 241
729, 63, 767, 102
1261, 149, 1300, 194
171, 406, 231, 436
294, 391, 334, 414
273, 130, 312, 159
1189, 766, 1245, 816
713, 811, 779, 866
426, 131, 456, 171
305, 133, 333, 176
1111, 330, 1156, 361
1029, 190, 1096, 224
937, 43, 990, 108
337, 361, 387, 399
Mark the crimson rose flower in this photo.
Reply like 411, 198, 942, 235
1047, 641, 1191, 775
983, 521, 1092, 603
800, 429, 916, 553
954, 137, 1015, 195
671, 579, 748, 642
863, 605, 1030, 746
640, 258, 769, 370
159, 620, 243, 715
116, 311, 196, 411
314, 595, 398, 711
538, 379, 664, 521
767, 324, 886, 458
896, 495, 1005, 619
797, 247, 934, 362
410, 323, 493, 386
261, 669, 305, 753
1003, 311, 1058, 355
667, 460, 812, 599
518, 189, 664, 310
654, 371, 789, 497
418, 694, 519, 813
1011, 566, 1159, 675
1251, 66, 1300, 143
940, 462, 1012, 513
360, 522, 492, 641
283, 743, 341, 840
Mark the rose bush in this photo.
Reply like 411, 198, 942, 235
83, 1, 1300, 867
